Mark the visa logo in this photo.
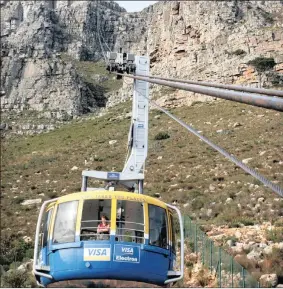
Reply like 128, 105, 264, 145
122, 247, 134, 254
84, 247, 111, 261
88, 249, 108, 256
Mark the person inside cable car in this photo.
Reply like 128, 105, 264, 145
97, 214, 110, 236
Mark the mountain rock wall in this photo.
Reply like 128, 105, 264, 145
1, 0, 282, 119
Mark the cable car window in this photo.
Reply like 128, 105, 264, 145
53, 201, 78, 244
148, 205, 168, 249
43, 208, 53, 247
80, 199, 111, 241
116, 200, 144, 243
37, 208, 53, 264
170, 214, 176, 253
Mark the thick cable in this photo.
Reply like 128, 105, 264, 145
112, 72, 283, 112
140, 74, 283, 98
99, 30, 111, 52
114, 73, 283, 197
96, 6, 107, 61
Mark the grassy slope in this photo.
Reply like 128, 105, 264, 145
60, 55, 122, 93
2, 98, 283, 239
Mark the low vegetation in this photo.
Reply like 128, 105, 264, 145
248, 57, 276, 72
1, 94, 283, 287
231, 49, 246, 56
154, 132, 170, 140
60, 54, 122, 93
2, 99, 283, 236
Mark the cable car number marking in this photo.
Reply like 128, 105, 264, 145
84, 245, 111, 261
87, 194, 147, 203
113, 244, 140, 263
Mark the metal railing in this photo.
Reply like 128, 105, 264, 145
183, 215, 260, 288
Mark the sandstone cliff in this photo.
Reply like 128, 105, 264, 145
1, 0, 282, 120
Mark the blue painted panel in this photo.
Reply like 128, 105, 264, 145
107, 172, 120, 180
52, 248, 78, 271
42, 241, 172, 287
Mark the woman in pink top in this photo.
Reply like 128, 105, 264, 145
97, 215, 110, 234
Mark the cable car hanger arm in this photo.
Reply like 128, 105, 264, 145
82, 52, 149, 193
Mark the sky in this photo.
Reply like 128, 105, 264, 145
116, 1, 158, 12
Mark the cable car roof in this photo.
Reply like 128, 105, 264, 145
53, 191, 168, 209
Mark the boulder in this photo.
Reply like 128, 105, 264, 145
21, 199, 42, 206
260, 274, 278, 288
247, 249, 263, 262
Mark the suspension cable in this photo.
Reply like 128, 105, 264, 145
112, 72, 283, 112
112, 72, 283, 198
140, 74, 283, 98
96, 6, 107, 61
99, 29, 111, 52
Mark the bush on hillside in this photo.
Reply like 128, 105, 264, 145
248, 57, 276, 72
232, 49, 246, 56
0, 234, 34, 267
154, 132, 170, 140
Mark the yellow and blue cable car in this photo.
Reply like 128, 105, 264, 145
33, 191, 184, 286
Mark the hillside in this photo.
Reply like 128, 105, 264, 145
1, 93, 283, 286
1, 1, 282, 124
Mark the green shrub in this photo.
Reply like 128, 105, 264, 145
154, 132, 170, 140
232, 49, 246, 56
230, 217, 254, 228
274, 218, 283, 227
267, 71, 283, 87
191, 198, 204, 210
266, 228, 283, 243
46, 191, 58, 199
1, 269, 28, 288
13, 197, 25, 204
239, 218, 254, 226
0, 235, 34, 267
248, 57, 276, 72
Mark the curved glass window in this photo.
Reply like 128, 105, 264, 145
43, 208, 53, 247
53, 201, 78, 244
37, 208, 53, 265
80, 199, 111, 241
149, 205, 168, 249
116, 200, 144, 243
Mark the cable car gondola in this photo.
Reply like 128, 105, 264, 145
33, 191, 184, 286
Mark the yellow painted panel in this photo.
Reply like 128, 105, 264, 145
55, 191, 167, 209
144, 203, 149, 235
111, 198, 117, 231
76, 200, 83, 235
168, 210, 172, 243
84, 256, 110, 261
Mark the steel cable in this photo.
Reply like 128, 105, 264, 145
96, 6, 107, 61
139, 74, 283, 98
112, 72, 283, 198
112, 73, 283, 112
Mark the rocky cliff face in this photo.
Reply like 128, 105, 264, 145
129, 1, 283, 107
0, 0, 128, 121
1, 0, 282, 121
